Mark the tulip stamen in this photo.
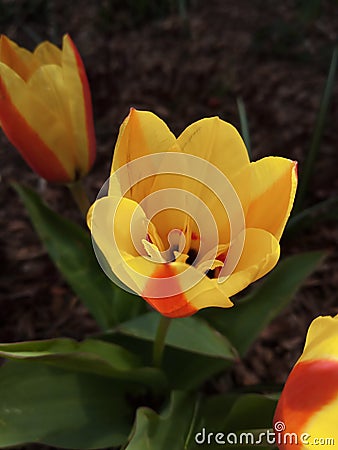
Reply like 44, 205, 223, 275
186, 248, 198, 265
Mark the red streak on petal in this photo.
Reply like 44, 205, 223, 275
65, 35, 96, 170
191, 232, 199, 241
0, 77, 71, 182
274, 359, 338, 450
143, 264, 197, 318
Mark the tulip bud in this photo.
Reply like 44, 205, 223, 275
0, 34, 96, 183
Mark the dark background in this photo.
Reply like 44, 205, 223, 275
0, 2, 337, 444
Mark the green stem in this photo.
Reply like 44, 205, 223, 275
153, 315, 172, 368
67, 180, 91, 218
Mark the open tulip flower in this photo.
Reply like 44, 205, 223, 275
274, 315, 338, 450
88, 109, 297, 318
0, 34, 96, 183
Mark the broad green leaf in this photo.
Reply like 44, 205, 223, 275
0, 360, 132, 448
203, 393, 278, 432
104, 333, 230, 390
104, 311, 236, 390
126, 391, 198, 450
0, 338, 165, 388
202, 252, 324, 355
114, 312, 237, 360
163, 347, 231, 390
14, 183, 146, 330
194, 393, 278, 449
126, 391, 278, 450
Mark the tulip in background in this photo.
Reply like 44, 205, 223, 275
274, 314, 338, 450
88, 108, 298, 318
0, 34, 96, 183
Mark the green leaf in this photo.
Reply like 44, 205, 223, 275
204, 393, 278, 432
104, 313, 235, 389
236, 96, 252, 159
295, 46, 338, 211
202, 252, 324, 355
13, 183, 146, 330
0, 360, 132, 448
126, 391, 198, 450
163, 347, 231, 390
126, 391, 278, 450
103, 333, 230, 390
194, 393, 278, 449
286, 196, 338, 235
0, 337, 165, 388
114, 312, 237, 360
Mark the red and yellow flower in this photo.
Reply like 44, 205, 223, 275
0, 34, 96, 182
88, 109, 297, 318
274, 314, 338, 449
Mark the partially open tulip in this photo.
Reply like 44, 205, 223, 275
274, 315, 338, 449
88, 109, 297, 318
0, 34, 96, 183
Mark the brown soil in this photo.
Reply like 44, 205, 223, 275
0, 0, 337, 448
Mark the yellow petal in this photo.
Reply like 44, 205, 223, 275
177, 116, 250, 180
141, 190, 192, 257
110, 108, 177, 202
27, 64, 75, 147
299, 315, 338, 363
125, 257, 233, 317
217, 227, 280, 298
140, 150, 193, 254
88, 196, 152, 259
61, 34, 95, 176
149, 159, 246, 256
189, 165, 250, 250
0, 35, 39, 81
34, 41, 62, 65
245, 156, 297, 240
112, 109, 177, 172
0, 62, 75, 179
305, 393, 338, 449
88, 195, 155, 295
173, 117, 250, 248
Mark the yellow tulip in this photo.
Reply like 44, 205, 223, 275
0, 34, 96, 182
88, 109, 297, 318
274, 315, 338, 450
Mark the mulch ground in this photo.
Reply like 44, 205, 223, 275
0, 0, 337, 447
